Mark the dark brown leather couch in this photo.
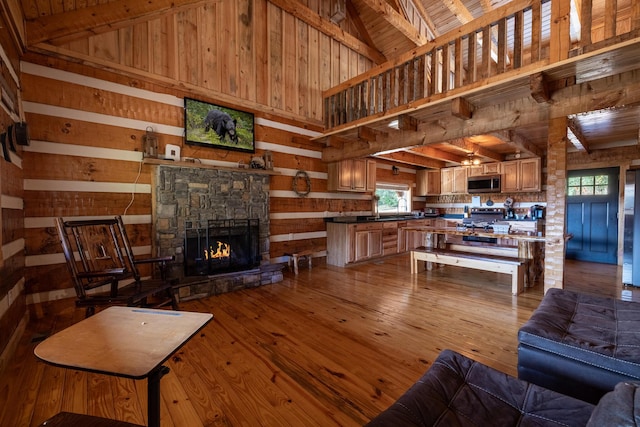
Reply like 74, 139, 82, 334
366, 349, 595, 426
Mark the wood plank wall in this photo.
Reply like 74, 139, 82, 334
0, 7, 27, 373
7, 0, 386, 318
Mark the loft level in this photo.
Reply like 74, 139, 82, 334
321, 0, 640, 133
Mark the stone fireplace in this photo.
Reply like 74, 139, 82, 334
153, 164, 283, 300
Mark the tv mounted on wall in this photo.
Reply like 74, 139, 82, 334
184, 97, 255, 153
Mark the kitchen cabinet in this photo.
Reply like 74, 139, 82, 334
400, 219, 434, 251
327, 222, 383, 266
354, 226, 383, 262
328, 159, 376, 192
441, 167, 467, 194
415, 169, 441, 195
327, 218, 431, 266
382, 222, 399, 256
502, 158, 541, 192
469, 163, 501, 176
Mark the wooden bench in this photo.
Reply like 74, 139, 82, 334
411, 247, 526, 295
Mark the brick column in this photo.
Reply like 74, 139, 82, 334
544, 116, 568, 293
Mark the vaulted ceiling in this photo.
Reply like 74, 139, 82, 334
15, 0, 640, 168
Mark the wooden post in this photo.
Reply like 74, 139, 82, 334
544, 116, 568, 293
550, 0, 571, 62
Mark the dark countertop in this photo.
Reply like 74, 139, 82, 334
325, 214, 540, 224
325, 215, 443, 224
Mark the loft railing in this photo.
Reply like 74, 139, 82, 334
323, 0, 640, 131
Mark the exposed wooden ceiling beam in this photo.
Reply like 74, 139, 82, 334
567, 117, 591, 153
26, 0, 205, 46
451, 97, 475, 120
530, 72, 552, 103
268, 0, 387, 64
446, 138, 505, 162
491, 130, 545, 158
323, 129, 425, 161
375, 151, 446, 169
358, 0, 429, 46
409, 145, 467, 163
346, 1, 382, 59
400, 0, 438, 38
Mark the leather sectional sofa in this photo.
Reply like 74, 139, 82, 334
367, 288, 640, 426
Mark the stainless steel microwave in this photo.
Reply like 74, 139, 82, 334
467, 175, 501, 193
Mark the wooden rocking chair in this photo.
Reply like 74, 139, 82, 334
55, 216, 179, 317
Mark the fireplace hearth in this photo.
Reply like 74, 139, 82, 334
153, 164, 283, 301
184, 219, 260, 276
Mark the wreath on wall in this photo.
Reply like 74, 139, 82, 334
292, 170, 311, 197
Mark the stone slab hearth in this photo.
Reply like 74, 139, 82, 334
175, 263, 284, 302
151, 163, 283, 297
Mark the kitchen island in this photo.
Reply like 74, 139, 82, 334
325, 216, 449, 267
403, 226, 555, 287
326, 215, 550, 288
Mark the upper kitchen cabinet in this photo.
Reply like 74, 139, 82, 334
415, 169, 441, 196
328, 159, 376, 192
501, 158, 541, 192
468, 163, 501, 177
441, 167, 467, 194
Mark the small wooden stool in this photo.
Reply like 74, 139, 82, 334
285, 250, 313, 274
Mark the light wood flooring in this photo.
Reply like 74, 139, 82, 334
0, 255, 626, 426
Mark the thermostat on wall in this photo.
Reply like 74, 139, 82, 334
165, 144, 181, 161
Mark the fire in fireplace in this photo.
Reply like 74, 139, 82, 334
184, 219, 260, 276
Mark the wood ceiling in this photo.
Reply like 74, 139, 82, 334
15, 0, 640, 168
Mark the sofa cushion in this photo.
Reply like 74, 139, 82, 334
366, 349, 594, 426
518, 288, 640, 403
587, 382, 640, 426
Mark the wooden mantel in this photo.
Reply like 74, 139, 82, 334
142, 158, 282, 176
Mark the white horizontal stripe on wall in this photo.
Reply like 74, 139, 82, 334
270, 231, 326, 242
255, 117, 321, 138
0, 279, 25, 319
21, 62, 322, 141
24, 214, 152, 228
26, 245, 152, 267
24, 140, 145, 162
21, 62, 184, 106
1, 195, 23, 210
23, 102, 184, 136
2, 239, 24, 259
2, 45, 20, 87
256, 140, 322, 159
274, 167, 327, 179
24, 179, 151, 194
27, 287, 76, 305
270, 211, 371, 220
270, 190, 371, 200
5, 151, 22, 168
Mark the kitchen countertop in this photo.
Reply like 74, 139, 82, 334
325, 215, 541, 224
401, 226, 561, 243
325, 215, 443, 223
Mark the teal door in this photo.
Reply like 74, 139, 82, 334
565, 167, 619, 264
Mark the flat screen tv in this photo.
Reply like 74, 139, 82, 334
184, 97, 255, 153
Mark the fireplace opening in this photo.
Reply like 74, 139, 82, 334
184, 219, 260, 276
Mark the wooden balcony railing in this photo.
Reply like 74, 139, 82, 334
323, 0, 640, 131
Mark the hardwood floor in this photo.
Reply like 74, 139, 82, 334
0, 255, 624, 426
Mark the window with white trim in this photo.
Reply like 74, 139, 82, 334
375, 183, 411, 214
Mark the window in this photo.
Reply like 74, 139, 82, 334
567, 175, 609, 196
375, 183, 411, 214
